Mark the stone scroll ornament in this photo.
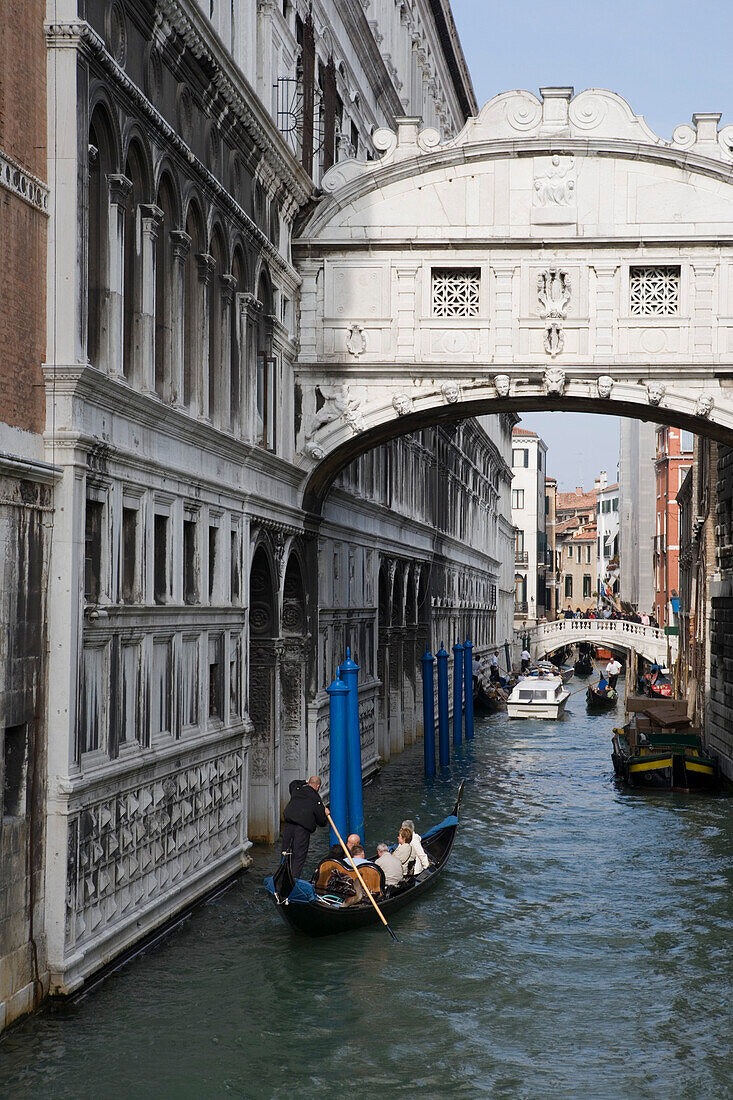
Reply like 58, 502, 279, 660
346, 323, 367, 358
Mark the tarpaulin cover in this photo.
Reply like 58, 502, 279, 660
420, 814, 458, 840
263, 876, 318, 904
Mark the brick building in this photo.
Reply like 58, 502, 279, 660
0, 0, 54, 1031
653, 426, 694, 627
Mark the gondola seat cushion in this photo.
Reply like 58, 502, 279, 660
313, 858, 385, 895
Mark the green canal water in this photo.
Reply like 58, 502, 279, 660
1, 683, 732, 1099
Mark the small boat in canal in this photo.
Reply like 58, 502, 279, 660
264, 784, 464, 937
612, 727, 718, 791
535, 660, 573, 684
586, 684, 618, 712
506, 674, 570, 719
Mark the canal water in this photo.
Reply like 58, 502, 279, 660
1, 681, 732, 1099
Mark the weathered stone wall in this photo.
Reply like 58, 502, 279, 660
0, 474, 51, 1031
708, 444, 733, 779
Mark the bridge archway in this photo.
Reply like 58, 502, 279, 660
525, 618, 676, 667
292, 87, 733, 513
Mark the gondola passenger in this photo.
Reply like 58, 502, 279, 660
375, 843, 404, 886
394, 827, 415, 876
402, 818, 430, 875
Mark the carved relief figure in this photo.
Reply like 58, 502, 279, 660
597, 375, 614, 398
533, 155, 575, 207
695, 393, 714, 419
392, 392, 413, 416
346, 323, 367, 358
441, 381, 460, 404
646, 381, 666, 406
543, 367, 566, 395
543, 325, 565, 359
537, 268, 571, 320
494, 374, 511, 397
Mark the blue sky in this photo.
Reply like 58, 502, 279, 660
450, 0, 733, 490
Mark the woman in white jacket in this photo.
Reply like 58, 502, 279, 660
402, 818, 430, 874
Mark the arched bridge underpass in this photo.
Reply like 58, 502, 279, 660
522, 619, 677, 667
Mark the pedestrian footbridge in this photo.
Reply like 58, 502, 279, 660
522, 618, 677, 666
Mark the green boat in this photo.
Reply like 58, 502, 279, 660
612, 727, 719, 792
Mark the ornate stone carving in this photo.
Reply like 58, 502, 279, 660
494, 374, 511, 397
304, 384, 361, 445
533, 156, 575, 207
538, 268, 571, 319
107, 1, 128, 67
305, 440, 326, 460
543, 367, 566, 395
597, 375, 614, 398
441, 381, 460, 404
695, 393, 714, 419
646, 381, 666, 406
544, 324, 564, 358
344, 407, 366, 433
392, 392, 413, 416
346, 323, 367, 358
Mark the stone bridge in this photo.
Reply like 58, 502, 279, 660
522, 618, 677, 666
291, 86, 733, 511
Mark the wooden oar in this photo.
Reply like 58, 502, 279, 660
325, 810, 399, 943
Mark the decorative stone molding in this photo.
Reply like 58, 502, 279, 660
493, 374, 511, 397
305, 441, 326, 460
441, 381, 460, 403
695, 393, 714, 419
533, 156, 575, 207
537, 268, 571, 320
0, 151, 49, 213
543, 324, 564, 358
596, 375, 614, 398
106, 173, 133, 206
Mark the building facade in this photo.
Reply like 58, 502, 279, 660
653, 425, 694, 627
0, 0, 54, 1032
556, 486, 598, 614
709, 444, 733, 780
596, 473, 620, 607
545, 476, 559, 620
619, 419, 656, 614
28, 0, 511, 1016
511, 427, 547, 625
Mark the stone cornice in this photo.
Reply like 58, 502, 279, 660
0, 149, 49, 213
0, 451, 61, 485
335, 0, 404, 124
45, 17, 308, 283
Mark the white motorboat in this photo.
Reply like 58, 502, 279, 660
506, 674, 570, 719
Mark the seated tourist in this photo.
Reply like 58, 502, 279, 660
401, 818, 430, 874
375, 842, 404, 886
597, 675, 608, 693
348, 844, 369, 866
394, 827, 415, 875
326, 831, 361, 861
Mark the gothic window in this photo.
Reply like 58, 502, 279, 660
155, 174, 177, 400
123, 142, 147, 382
183, 203, 205, 410
432, 268, 480, 317
87, 108, 114, 370
629, 266, 680, 315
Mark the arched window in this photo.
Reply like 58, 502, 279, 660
255, 269, 275, 449
123, 141, 147, 382
515, 574, 527, 608
208, 227, 226, 423
183, 202, 204, 411
230, 248, 245, 433
87, 108, 115, 370
155, 174, 177, 399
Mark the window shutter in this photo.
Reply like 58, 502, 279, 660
322, 56, 337, 173
301, 14, 315, 176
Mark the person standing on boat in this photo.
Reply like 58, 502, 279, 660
489, 650, 500, 682
520, 647, 531, 673
605, 658, 622, 690
281, 776, 328, 879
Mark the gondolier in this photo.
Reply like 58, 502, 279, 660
605, 658, 622, 690
281, 776, 328, 879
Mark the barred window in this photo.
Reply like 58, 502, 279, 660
432, 268, 480, 317
629, 266, 680, 315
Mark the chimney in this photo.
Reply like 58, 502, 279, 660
576, 486, 583, 495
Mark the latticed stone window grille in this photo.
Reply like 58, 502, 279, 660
629, 266, 681, 315
432, 268, 481, 317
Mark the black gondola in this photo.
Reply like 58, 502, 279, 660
264, 783, 464, 937
586, 684, 618, 711
574, 642, 594, 676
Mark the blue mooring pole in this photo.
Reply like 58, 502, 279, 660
452, 640, 464, 746
339, 648, 364, 842
421, 647, 436, 777
436, 643, 450, 767
463, 637, 474, 741
326, 674, 349, 847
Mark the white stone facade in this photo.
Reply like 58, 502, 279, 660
596, 475, 620, 606
38, 0, 494, 1002
619, 420, 656, 612
510, 428, 548, 625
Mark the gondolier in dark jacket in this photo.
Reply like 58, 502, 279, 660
281, 776, 328, 880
